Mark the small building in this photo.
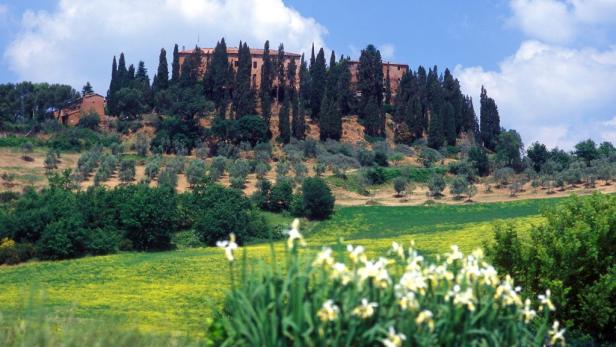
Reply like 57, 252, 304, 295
347, 61, 409, 97
55, 93, 106, 126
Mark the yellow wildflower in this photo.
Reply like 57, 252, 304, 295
382, 326, 406, 347
352, 298, 378, 319
549, 321, 566, 346
415, 310, 435, 331
317, 300, 339, 322
538, 289, 556, 311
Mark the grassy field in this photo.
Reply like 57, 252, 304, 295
0, 198, 560, 338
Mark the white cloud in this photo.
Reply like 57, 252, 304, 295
379, 43, 395, 60
509, 0, 616, 44
3, 0, 327, 93
455, 40, 616, 149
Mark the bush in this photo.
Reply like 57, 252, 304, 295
77, 112, 100, 130
269, 178, 294, 212
213, 221, 560, 346
427, 174, 446, 197
374, 150, 389, 167
193, 184, 266, 245
119, 159, 136, 183
485, 193, 616, 343
0, 238, 35, 265
185, 159, 206, 188
209, 156, 226, 181
134, 134, 149, 157
419, 147, 441, 168
450, 176, 468, 199
158, 167, 178, 191
362, 167, 386, 185
301, 177, 334, 220
393, 176, 408, 197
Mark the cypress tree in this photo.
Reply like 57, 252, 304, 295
204, 38, 231, 111
363, 95, 384, 138
309, 48, 326, 120
155, 48, 169, 91
233, 42, 255, 118
443, 102, 456, 146
117, 53, 128, 89
107, 56, 118, 115
310, 43, 315, 68
357, 44, 384, 114
319, 90, 341, 141
480, 86, 500, 151
128, 64, 135, 81
428, 108, 444, 149
336, 57, 352, 115
275, 43, 286, 103
384, 67, 392, 105
135, 61, 152, 108
278, 96, 291, 144
260, 41, 274, 129
171, 44, 180, 84
293, 54, 308, 140
82, 82, 93, 95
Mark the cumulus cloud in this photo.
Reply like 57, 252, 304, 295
3, 0, 327, 93
455, 40, 616, 149
509, 0, 616, 44
379, 43, 395, 60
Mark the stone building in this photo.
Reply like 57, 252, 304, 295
347, 61, 409, 97
54, 93, 106, 126
179, 47, 409, 98
178, 47, 301, 90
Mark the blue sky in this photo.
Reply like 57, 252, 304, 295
1, 0, 616, 149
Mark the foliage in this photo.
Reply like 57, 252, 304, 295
185, 159, 206, 188
214, 221, 559, 346
299, 177, 335, 220
427, 174, 446, 197
393, 176, 408, 197
485, 193, 616, 343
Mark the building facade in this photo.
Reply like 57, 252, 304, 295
178, 47, 301, 90
54, 93, 106, 126
179, 47, 409, 98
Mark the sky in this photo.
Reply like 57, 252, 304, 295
0, 0, 615, 149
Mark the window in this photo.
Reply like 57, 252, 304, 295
397, 66, 401, 71
234, 61, 239, 67
253, 61, 257, 69
252, 74, 257, 86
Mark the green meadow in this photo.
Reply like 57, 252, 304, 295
0, 198, 561, 338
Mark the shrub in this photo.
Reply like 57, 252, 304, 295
119, 159, 136, 183
158, 167, 178, 191
450, 176, 468, 199
374, 150, 389, 167
0, 238, 35, 265
485, 193, 616, 343
269, 178, 294, 212
77, 112, 100, 130
144, 157, 161, 182
255, 162, 270, 180
419, 147, 441, 168
212, 221, 560, 346
357, 147, 375, 166
44, 150, 59, 171
362, 167, 386, 185
393, 176, 408, 197
427, 174, 446, 197
301, 177, 334, 220
209, 156, 226, 181
193, 184, 266, 245
185, 159, 206, 188
134, 134, 149, 157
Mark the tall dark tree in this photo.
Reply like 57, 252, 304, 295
336, 57, 353, 115
384, 67, 392, 105
428, 109, 445, 149
278, 96, 291, 144
364, 95, 384, 137
443, 102, 456, 146
107, 56, 119, 115
171, 44, 180, 84
204, 38, 231, 111
309, 47, 327, 120
275, 43, 286, 103
117, 53, 128, 88
260, 40, 274, 130
319, 90, 341, 141
127, 64, 136, 81
135, 61, 152, 107
154, 48, 169, 92
357, 44, 384, 113
480, 86, 501, 151
293, 54, 308, 140
82, 82, 93, 95
232, 42, 255, 118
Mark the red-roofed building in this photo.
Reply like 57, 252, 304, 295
54, 93, 106, 126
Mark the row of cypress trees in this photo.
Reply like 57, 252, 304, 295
106, 39, 501, 149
